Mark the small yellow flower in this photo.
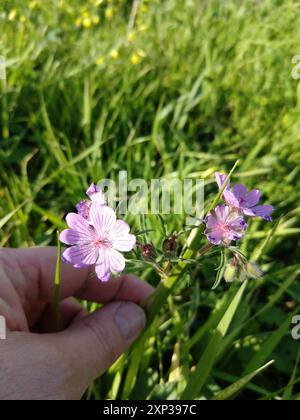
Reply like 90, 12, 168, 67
81, 10, 91, 19
96, 56, 105, 66
131, 50, 146, 65
20, 15, 27, 24
29, 0, 37, 9
138, 23, 148, 32
140, 4, 149, 13
105, 7, 114, 21
8, 9, 17, 21
75, 18, 82, 27
92, 15, 100, 25
80, 7, 89, 15
127, 30, 136, 43
110, 49, 119, 60
94, 0, 104, 5
131, 53, 142, 66
83, 18, 92, 28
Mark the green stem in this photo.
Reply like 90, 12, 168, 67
122, 161, 240, 398
55, 231, 62, 331
142, 161, 240, 321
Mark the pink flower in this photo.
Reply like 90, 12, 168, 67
205, 205, 247, 245
215, 172, 274, 221
76, 183, 106, 220
60, 202, 136, 282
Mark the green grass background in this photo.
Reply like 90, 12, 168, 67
0, 0, 300, 400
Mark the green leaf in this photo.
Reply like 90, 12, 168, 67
0, 200, 28, 229
244, 304, 300, 375
181, 282, 247, 399
282, 347, 300, 400
54, 231, 62, 331
212, 248, 227, 290
212, 360, 274, 400
31, 204, 67, 229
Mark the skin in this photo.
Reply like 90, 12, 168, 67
0, 247, 153, 400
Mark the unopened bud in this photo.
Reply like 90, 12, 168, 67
140, 243, 156, 259
163, 234, 178, 255
76, 200, 92, 220
245, 261, 264, 279
224, 261, 237, 283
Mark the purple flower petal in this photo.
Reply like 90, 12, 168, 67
243, 205, 274, 221
223, 190, 240, 208
76, 200, 91, 219
205, 230, 222, 245
244, 189, 261, 208
112, 219, 130, 235
215, 172, 230, 190
214, 205, 230, 222
95, 250, 111, 281
62, 244, 98, 266
108, 248, 126, 272
95, 265, 111, 282
66, 213, 96, 238
232, 184, 247, 200
73, 263, 90, 269
110, 220, 136, 252
228, 217, 247, 232
205, 210, 218, 227
59, 228, 89, 245
61, 253, 89, 268
225, 230, 245, 241
90, 191, 106, 205
86, 183, 100, 198
90, 203, 116, 234
86, 183, 106, 205
114, 234, 136, 252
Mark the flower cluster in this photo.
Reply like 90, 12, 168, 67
205, 173, 274, 246
60, 184, 136, 282
59, 172, 274, 282
94, 0, 149, 68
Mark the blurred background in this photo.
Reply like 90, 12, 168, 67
0, 0, 300, 400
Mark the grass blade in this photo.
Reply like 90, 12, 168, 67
0, 201, 28, 229
244, 304, 300, 375
212, 360, 274, 400
181, 282, 247, 399
54, 231, 62, 331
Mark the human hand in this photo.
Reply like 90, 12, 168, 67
0, 247, 153, 400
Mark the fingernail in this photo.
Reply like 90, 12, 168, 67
115, 302, 146, 341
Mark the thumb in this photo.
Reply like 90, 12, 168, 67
56, 301, 146, 392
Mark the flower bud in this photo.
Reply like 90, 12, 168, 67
163, 234, 178, 255
224, 261, 237, 283
140, 243, 156, 259
76, 200, 92, 219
